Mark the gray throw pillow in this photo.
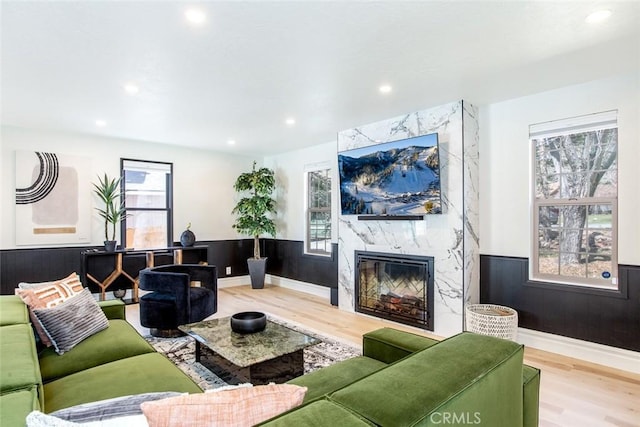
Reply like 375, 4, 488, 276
50, 392, 184, 422
33, 289, 108, 355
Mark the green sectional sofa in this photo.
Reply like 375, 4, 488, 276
1, 293, 540, 426
0, 295, 202, 426
276, 327, 541, 427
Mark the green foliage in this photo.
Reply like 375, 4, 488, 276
92, 173, 126, 241
232, 161, 277, 259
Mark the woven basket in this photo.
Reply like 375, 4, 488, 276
465, 304, 518, 341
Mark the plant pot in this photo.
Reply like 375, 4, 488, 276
113, 289, 126, 300
247, 257, 267, 289
104, 240, 117, 252
180, 229, 196, 247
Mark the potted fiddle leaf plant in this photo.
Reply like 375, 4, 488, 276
93, 173, 126, 252
232, 161, 276, 289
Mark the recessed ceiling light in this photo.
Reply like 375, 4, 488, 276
123, 83, 139, 94
379, 84, 392, 94
95, 120, 107, 127
285, 117, 296, 126
185, 8, 206, 25
585, 9, 612, 24
227, 139, 236, 145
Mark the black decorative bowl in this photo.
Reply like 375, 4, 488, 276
230, 311, 267, 334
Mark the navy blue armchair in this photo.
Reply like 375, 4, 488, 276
139, 264, 217, 337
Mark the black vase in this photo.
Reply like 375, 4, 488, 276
180, 229, 196, 247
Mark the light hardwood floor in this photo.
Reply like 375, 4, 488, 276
126, 285, 640, 427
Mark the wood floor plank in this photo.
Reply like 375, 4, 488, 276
126, 285, 640, 427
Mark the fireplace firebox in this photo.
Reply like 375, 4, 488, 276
355, 251, 434, 330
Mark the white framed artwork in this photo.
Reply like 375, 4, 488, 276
15, 150, 91, 245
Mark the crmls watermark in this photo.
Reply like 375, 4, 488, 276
430, 412, 482, 425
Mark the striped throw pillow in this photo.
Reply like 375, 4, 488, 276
33, 289, 108, 355
16, 273, 85, 346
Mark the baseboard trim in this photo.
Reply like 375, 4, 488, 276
265, 275, 332, 301
517, 328, 640, 374
218, 275, 333, 302
218, 276, 249, 288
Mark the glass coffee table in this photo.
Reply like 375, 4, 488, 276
178, 316, 319, 385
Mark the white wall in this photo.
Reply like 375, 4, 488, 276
263, 141, 338, 242
0, 126, 254, 249
479, 72, 640, 265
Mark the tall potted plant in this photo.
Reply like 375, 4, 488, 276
93, 173, 126, 252
232, 161, 276, 289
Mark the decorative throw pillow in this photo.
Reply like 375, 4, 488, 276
16, 272, 85, 346
50, 392, 184, 423
26, 411, 80, 427
26, 411, 149, 427
140, 384, 308, 427
17, 272, 83, 292
204, 383, 253, 393
32, 289, 109, 355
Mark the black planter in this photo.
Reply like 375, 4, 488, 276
104, 240, 117, 252
230, 311, 267, 334
113, 289, 126, 300
247, 258, 267, 289
180, 229, 196, 247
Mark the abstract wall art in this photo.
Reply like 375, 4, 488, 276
15, 150, 91, 245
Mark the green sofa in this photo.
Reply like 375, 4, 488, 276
1, 293, 540, 426
0, 295, 202, 426
273, 327, 541, 427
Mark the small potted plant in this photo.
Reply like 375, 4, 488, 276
93, 173, 126, 252
232, 161, 276, 289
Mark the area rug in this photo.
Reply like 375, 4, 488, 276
144, 315, 361, 390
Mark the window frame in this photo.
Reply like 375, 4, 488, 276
120, 158, 173, 250
304, 165, 332, 257
529, 111, 618, 290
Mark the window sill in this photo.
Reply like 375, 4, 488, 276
302, 250, 335, 262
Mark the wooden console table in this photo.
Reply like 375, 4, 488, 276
81, 246, 209, 302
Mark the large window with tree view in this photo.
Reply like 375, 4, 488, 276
530, 111, 617, 289
306, 168, 332, 256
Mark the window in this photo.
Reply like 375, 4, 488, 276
530, 111, 617, 288
306, 168, 332, 256
121, 159, 173, 250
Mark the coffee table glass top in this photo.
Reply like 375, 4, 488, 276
178, 316, 319, 367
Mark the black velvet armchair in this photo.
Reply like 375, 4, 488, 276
139, 264, 217, 337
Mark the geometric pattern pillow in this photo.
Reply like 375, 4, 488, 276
16, 273, 85, 347
32, 289, 108, 355
17, 272, 84, 306
140, 384, 307, 427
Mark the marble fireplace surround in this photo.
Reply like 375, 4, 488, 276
337, 100, 479, 338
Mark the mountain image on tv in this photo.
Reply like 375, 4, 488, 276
338, 133, 441, 216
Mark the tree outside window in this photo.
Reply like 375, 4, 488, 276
531, 111, 617, 288
306, 169, 332, 256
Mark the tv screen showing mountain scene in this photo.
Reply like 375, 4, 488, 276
338, 133, 441, 216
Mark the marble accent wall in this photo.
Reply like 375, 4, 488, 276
337, 100, 479, 337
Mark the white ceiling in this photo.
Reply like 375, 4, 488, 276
2, 1, 639, 156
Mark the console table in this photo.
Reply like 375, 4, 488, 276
81, 246, 208, 302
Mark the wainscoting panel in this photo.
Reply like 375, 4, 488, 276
480, 255, 640, 352
262, 239, 337, 288
0, 246, 91, 294
1, 239, 338, 295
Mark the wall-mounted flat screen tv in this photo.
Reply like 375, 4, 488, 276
338, 133, 441, 216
